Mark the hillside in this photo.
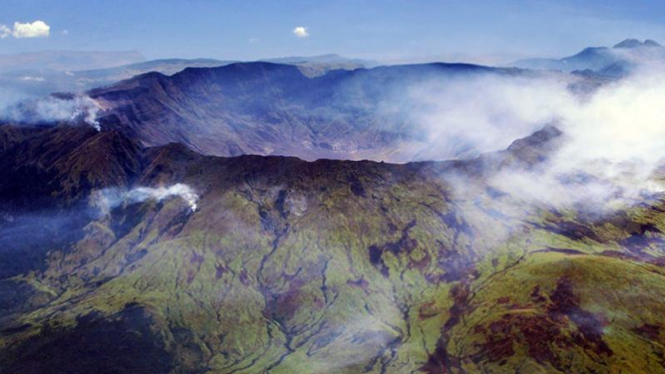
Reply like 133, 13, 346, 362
90, 61, 570, 162
2, 124, 665, 373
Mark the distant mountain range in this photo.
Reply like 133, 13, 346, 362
0, 52, 377, 96
0, 50, 147, 72
0, 57, 232, 97
514, 38, 665, 77
261, 54, 378, 77
2, 40, 660, 99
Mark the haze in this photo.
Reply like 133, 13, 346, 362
2, 0, 665, 63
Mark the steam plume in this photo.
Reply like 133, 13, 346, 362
2, 94, 102, 131
93, 184, 199, 214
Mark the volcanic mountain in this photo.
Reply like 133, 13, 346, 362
89, 61, 574, 162
2, 122, 665, 373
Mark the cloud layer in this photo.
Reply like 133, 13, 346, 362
405, 65, 665, 218
1, 20, 50, 39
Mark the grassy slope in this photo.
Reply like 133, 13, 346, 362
1, 126, 665, 373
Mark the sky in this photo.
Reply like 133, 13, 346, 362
2, 0, 665, 63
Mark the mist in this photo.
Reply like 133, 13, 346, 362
0, 208, 95, 279
390, 64, 665, 216
396, 73, 574, 160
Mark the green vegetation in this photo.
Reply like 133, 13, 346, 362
1, 126, 665, 373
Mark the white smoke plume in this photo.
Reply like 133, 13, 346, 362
93, 184, 199, 214
2, 94, 102, 131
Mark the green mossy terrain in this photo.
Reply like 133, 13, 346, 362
1, 125, 665, 373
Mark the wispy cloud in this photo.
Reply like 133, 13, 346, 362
0, 20, 50, 39
293, 26, 309, 38
0, 25, 9, 39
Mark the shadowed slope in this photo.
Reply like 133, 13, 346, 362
91, 62, 545, 162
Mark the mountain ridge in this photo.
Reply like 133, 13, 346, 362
2, 122, 665, 373
3, 40, 665, 374
89, 60, 558, 163
0, 52, 376, 97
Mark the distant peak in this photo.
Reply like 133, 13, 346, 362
614, 39, 642, 48
614, 38, 662, 48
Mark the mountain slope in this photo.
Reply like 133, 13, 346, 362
90, 61, 557, 162
2, 124, 665, 373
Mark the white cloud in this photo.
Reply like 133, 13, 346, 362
0, 25, 10, 39
249, 37, 260, 44
13, 20, 50, 38
293, 26, 309, 38
0, 20, 50, 39
61, 29, 69, 36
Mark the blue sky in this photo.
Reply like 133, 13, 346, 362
2, 0, 665, 63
